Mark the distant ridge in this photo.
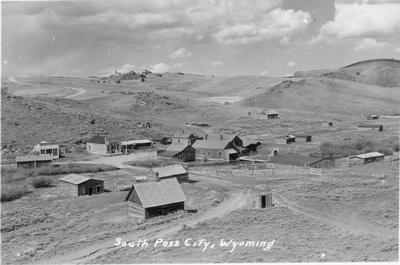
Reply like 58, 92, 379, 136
294, 58, 400, 87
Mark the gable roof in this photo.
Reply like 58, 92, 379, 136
151, 164, 188, 178
16, 155, 54, 162
58, 174, 103, 185
159, 144, 192, 158
193, 139, 230, 149
126, 178, 186, 208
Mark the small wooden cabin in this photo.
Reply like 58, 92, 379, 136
148, 164, 189, 183
357, 124, 383, 132
120, 139, 152, 154
32, 141, 60, 159
125, 178, 186, 219
86, 135, 120, 155
286, 135, 296, 144
293, 134, 312, 142
58, 174, 104, 197
158, 143, 196, 162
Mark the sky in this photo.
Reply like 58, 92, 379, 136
1, 0, 400, 77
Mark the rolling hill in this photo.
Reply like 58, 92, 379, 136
294, 59, 400, 87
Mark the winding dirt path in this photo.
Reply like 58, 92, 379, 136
273, 192, 395, 239
64, 87, 87, 99
38, 173, 252, 264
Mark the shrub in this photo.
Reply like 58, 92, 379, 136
32, 176, 53, 188
36, 163, 118, 175
1, 184, 29, 202
126, 160, 163, 168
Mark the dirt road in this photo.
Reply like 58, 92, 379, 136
64, 87, 86, 99
38, 173, 252, 264
273, 192, 395, 239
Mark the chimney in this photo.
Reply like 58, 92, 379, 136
155, 172, 160, 182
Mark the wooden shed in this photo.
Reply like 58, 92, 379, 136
148, 164, 189, 183
286, 135, 296, 144
158, 143, 196, 162
125, 178, 186, 219
293, 134, 312, 142
86, 135, 120, 155
16, 155, 53, 169
349, 152, 384, 164
192, 134, 242, 161
367, 114, 379, 120
260, 110, 279, 119
58, 174, 104, 197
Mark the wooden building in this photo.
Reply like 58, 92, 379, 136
86, 135, 120, 155
16, 155, 53, 169
367, 114, 379, 120
32, 141, 60, 159
349, 152, 384, 164
255, 193, 273, 208
58, 174, 104, 197
171, 131, 200, 145
120, 139, 152, 154
293, 134, 312, 142
125, 178, 186, 219
357, 123, 383, 132
192, 134, 243, 161
148, 164, 189, 183
286, 135, 296, 144
158, 143, 196, 162
260, 110, 279, 119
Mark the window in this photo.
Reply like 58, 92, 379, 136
53, 149, 58, 155
41, 150, 45, 154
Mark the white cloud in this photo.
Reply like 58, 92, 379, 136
149, 62, 171, 73
213, 8, 311, 45
170, 47, 192, 58
288, 61, 296, 67
211, 61, 223, 66
395, 47, 400, 53
354, 38, 388, 50
259, 70, 270, 76
320, 1, 400, 39
148, 27, 194, 39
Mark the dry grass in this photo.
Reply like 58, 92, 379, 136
1, 184, 30, 202
31, 176, 53, 188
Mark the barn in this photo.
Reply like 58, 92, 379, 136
16, 155, 53, 169
158, 143, 196, 162
58, 174, 104, 196
148, 164, 189, 183
120, 139, 152, 154
349, 152, 384, 164
125, 178, 186, 219
367, 114, 379, 120
32, 141, 60, 159
86, 135, 121, 155
357, 124, 383, 132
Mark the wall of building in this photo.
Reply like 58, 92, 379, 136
58, 182, 79, 197
196, 148, 226, 160
145, 202, 184, 218
78, 180, 104, 196
87, 143, 108, 155
175, 148, 196, 162
128, 202, 145, 220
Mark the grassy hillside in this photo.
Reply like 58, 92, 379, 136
294, 59, 400, 87
242, 77, 400, 114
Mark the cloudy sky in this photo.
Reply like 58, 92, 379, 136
2, 0, 400, 77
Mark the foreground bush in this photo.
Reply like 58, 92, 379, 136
37, 163, 119, 175
32, 176, 53, 188
126, 160, 163, 168
1, 184, 29, 202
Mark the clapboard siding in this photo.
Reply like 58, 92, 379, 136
127, 202, 145, 219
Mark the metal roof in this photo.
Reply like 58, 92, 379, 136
16, 155, 54, 162
151, 164, 188, 179
350, 152, 384, 159
120, 139, 151, 145
58, 174, 103, 185
127, 178, 186, 208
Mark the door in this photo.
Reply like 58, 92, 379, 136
86, 187, 93, 195
261, 195, 266, 208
